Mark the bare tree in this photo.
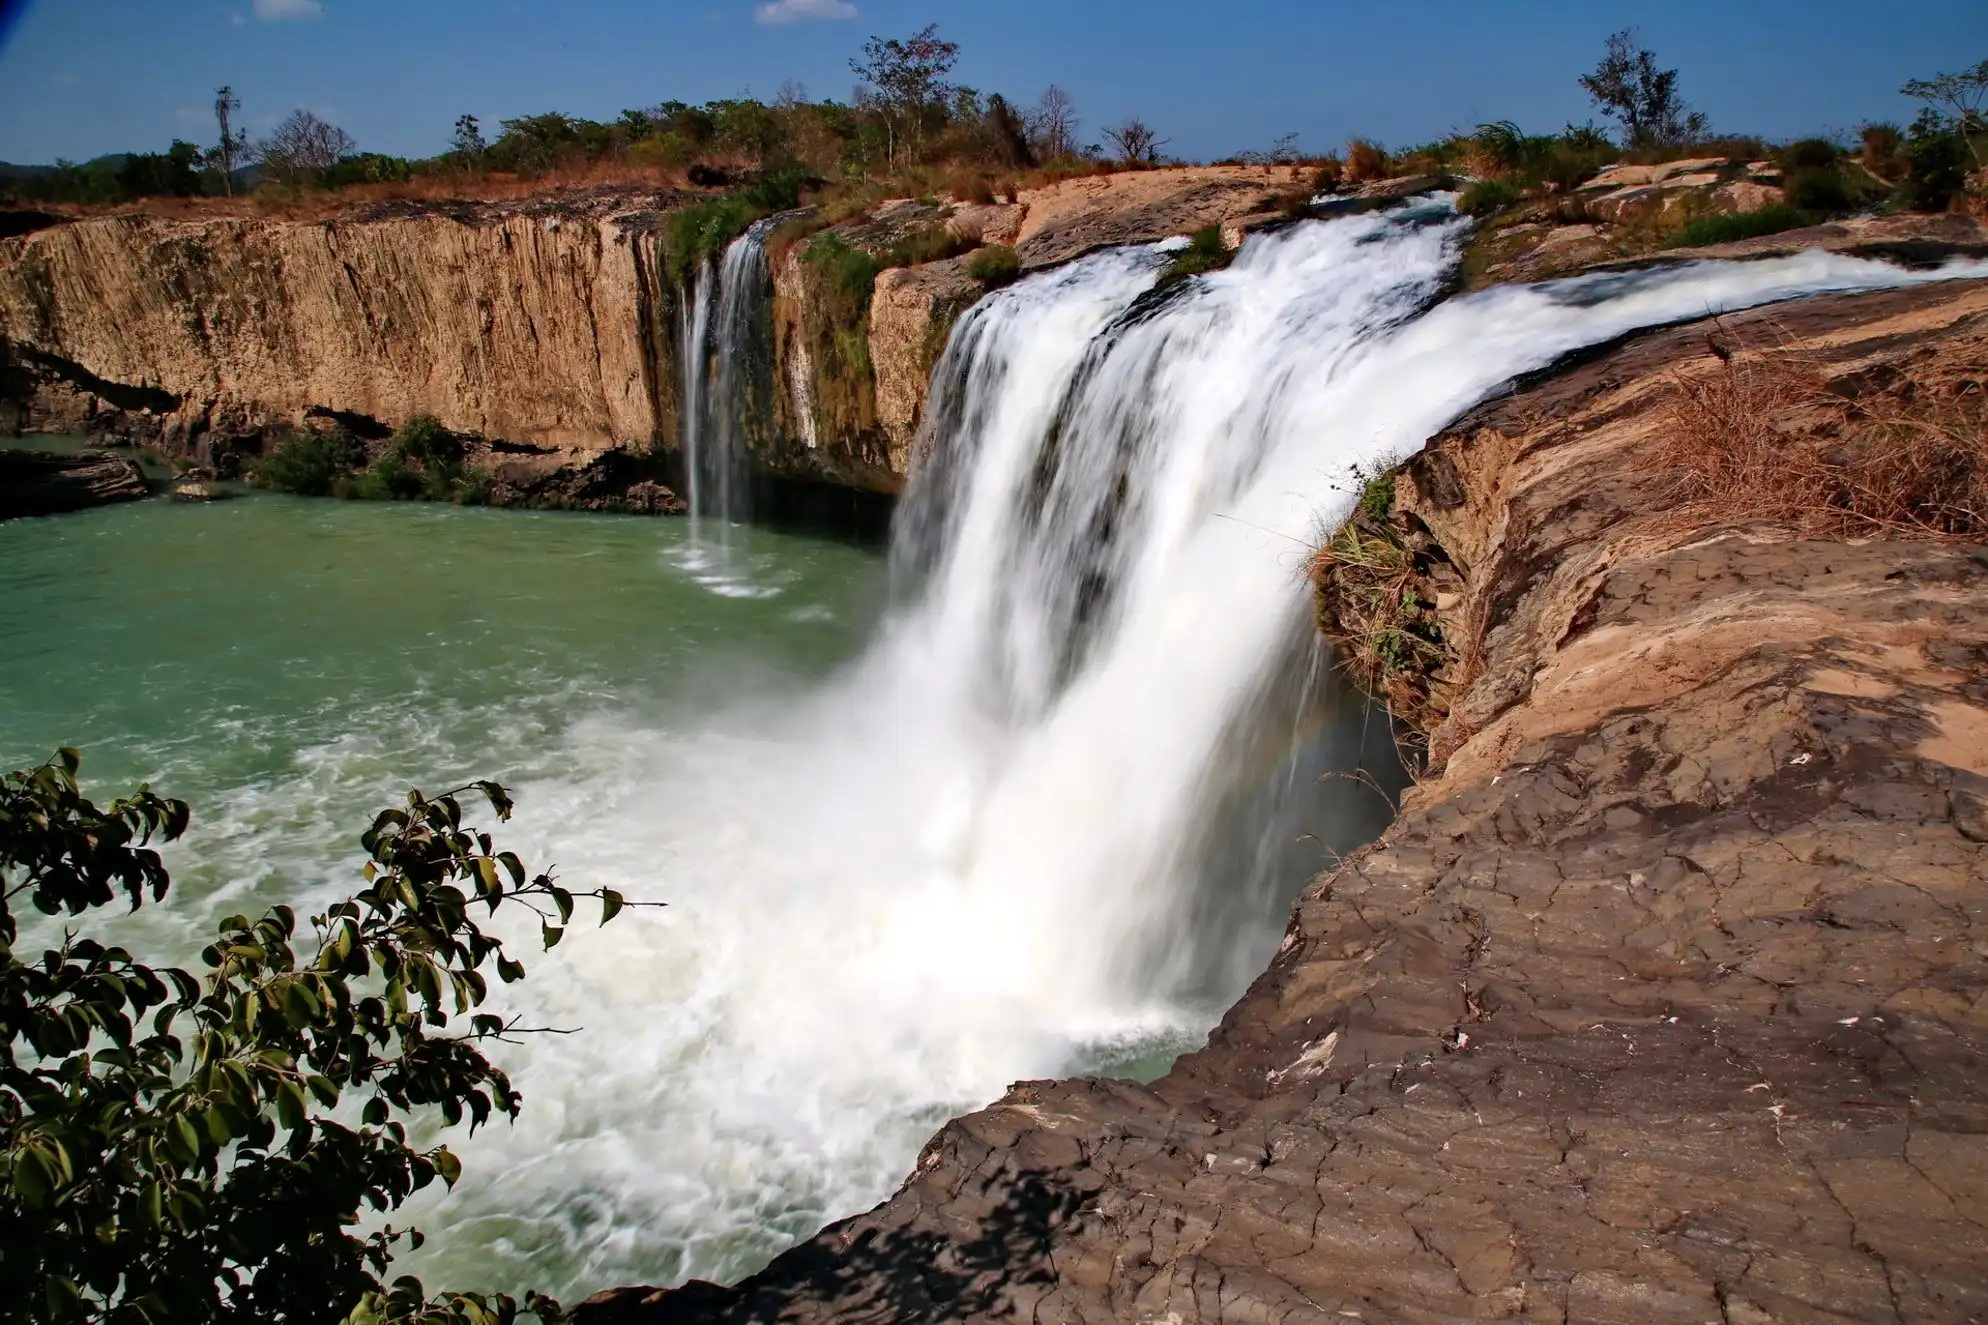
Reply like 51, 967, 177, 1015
1903, 59, 1988, 167
1105, 118, 1168, 166
258, 109, 356, 185
210, 86, 250, 196
1579, 29, 1706, 149
849, 22, 959, 171
1027, 85, 1080, 161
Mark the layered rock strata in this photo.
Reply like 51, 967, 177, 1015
0, 169, 1305, 499
0, 447, 149, 520
581, 277, 1988, 1323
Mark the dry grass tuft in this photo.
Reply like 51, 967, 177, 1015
1344, 139, 1390, 185
1654, 342, 1988, 541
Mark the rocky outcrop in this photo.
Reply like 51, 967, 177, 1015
1015, 165, 1310, 269
868, 260, 983, 474
0, 170, 1310, 503
0, 447, 149, 519
579, 279, 1988, 1323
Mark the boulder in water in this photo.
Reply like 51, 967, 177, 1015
0, 448, 150, 520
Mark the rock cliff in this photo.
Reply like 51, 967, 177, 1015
0, 168, 1305, 500
577, 278, 1988, 1323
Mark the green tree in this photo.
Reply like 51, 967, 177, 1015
116, 142, 206, 200
849, 22, 960, 170
1902, 58, 1988, 168
1579, 29, 1707, 149
450, 116, 487, 169
0, 750, 640, 1325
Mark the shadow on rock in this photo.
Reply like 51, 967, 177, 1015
573, 1171, 1081, 1325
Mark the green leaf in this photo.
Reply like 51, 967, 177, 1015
600, 890, 624, 925
44, 1275, 82, 1321
138, 1180, 164, 1229
167, 1113, 201, 1166
12, 1145, 53, 1205
434, 1147, 463, 1186
541, 925, 563, 950
276, 1078, 307, 1131
306, 1074, 340, 1107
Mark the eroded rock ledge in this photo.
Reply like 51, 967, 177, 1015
580, 278, 1988, 1324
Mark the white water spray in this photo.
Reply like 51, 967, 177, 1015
412, 208, 1984, 1295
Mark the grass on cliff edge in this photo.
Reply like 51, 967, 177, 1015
1654, 341, 1988, 539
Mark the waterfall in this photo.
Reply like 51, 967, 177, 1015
678, 218, 780, 546
677, 259, 714, 537
708, 217, 780, 531
423, 205, 1985, 1296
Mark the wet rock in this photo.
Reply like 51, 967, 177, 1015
0, 448, 149, 520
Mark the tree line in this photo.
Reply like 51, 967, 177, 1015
3, 27, 1979, 214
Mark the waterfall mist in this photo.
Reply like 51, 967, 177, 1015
402, 207, 1984, 1297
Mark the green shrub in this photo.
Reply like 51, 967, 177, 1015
1356, 466, 1396, 522
804, 231, 882, 313
1458, 178, 1523, 218
1902, 117, 1968, 213
385, 413, 464, 468
1662, 204, 1812, 248
1861, 122, 1905, 179
966, 244, 1021, 286
1779, 138, 1841, 172
250, 429, 364, 496
337, 456, 428, 502
1157, 226, 1232, 287
1784, 168, 1857, 214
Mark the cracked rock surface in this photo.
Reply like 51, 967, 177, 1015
580, 278, 1988, 1324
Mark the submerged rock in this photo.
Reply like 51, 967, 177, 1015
0, 448, 149, 520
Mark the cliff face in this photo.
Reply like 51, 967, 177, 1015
578, 279, 1988, 1323
1, 210, 658, 454
0, 168, 1306, 498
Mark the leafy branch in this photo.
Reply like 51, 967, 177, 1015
0, 750, 653, 1325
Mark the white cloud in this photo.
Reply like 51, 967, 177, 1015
253, 0, 325, 20
753, 0, 856, 25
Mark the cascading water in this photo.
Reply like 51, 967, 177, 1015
384, 206, 1982, 1296
707, 216, 781, 534
676, 259, 715, 533
673, 221, 782, 593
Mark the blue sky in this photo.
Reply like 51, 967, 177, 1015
1, 0, 1983, 166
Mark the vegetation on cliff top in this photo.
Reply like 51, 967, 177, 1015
0, 749, 640, 1324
